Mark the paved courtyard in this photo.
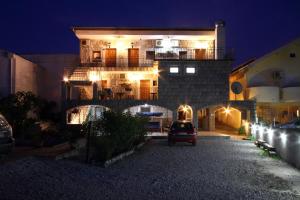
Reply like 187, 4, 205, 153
0, 139, 299, 200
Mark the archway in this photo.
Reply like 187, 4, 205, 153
177, 105, 193, 121
66, 105, 110, 124
124, 104, 173, 132
214, 106, 242, 134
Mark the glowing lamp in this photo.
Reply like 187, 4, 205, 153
63, 77, 69, 82
88, 71, 100, 82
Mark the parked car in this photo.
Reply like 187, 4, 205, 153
278, 119, 300, 129
168, 121, 196, 146
0, 114, 14, 154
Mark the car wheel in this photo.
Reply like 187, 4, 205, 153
192, 141, 196, 146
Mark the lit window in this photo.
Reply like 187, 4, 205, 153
186, 67, 195, 74
170, 67, 179, 73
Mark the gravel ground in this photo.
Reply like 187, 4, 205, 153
0, 139, 299, 200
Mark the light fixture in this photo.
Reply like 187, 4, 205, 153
224, 106, 231, 115
63, 77, 69, 82
280, 132, 287, 144
127, 73, 143, 81
153, 68, 159, 75
88, 71, 100, 82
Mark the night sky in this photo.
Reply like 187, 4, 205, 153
1, 0, 300, 66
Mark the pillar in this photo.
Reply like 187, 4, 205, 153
193, 109, 198, 130
208, 107, 215, 131
172, 109, 177, 122
92, 82, 98, 100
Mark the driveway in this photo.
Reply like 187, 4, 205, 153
0, 139, 299, 200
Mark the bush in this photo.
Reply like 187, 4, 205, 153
0, 91, 58, 138
86, 111, 148, 162
238, 126, 246, 135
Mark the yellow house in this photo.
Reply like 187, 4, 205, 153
230, 37, 300, 125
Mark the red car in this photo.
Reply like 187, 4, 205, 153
168, 121, 197, 146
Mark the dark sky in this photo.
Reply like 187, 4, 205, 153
1, 0, 300, 66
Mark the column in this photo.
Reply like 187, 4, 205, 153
193, 108, 198, 130
92, 82, 98, 100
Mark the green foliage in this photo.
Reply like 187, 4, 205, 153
86, 111, 148, 162
0, 91, 58, 139
238, 126, 246, 135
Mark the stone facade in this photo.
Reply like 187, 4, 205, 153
158, 60, 232, 108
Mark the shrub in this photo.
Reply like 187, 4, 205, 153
86, 111, 148, 162
238, 126, 246, 135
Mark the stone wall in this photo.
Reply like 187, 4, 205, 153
158, 60, 232, 109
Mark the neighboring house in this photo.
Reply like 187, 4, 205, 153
0, 50, 79, 110
0, 49, 43, 97
230, 37, 300, 125
22, 54, 79, 107
62, 21, 255, 132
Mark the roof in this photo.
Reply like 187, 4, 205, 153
232, 58, 256, 74
72, 27, 215, 32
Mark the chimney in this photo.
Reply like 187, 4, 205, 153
215, 20, 226, 59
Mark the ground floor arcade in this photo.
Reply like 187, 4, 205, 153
64, 100, 255, 135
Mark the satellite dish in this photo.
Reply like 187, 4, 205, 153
231, 82, 243, 95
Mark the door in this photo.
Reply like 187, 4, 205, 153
195, 49, 206, 60
128, 48, 139, 67
101, 80, 107, 89
105, 48, 116, 67
140, 80, 150, 100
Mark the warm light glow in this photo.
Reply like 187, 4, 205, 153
153, 68, 159, 75
223, 106, 231, 115
194, 41, 209, 49
182, 106, 188, 113
170, 67, 179, 73
88, 71, 100, 82
63, 77, 69, 82
115, 40, 127, 50
127, 73, 143, 81
297, 109, 299, 117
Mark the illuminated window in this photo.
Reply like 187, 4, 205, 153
186, 67, 195, 74
170, 67, 179, 73
93, 51, 101, 61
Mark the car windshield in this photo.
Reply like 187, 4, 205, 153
171, 122, 193, 131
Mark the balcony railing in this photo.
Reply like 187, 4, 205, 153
80, 58, 154, 68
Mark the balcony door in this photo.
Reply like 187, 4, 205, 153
128, 48, 139, 67
195, 49, 206, 60
105, 48, 116, 67
140, 80, 150, 100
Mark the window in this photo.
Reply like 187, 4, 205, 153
186, 67, 195, 74
153, 80, 157, 86
146, 51, 155, 60
170, 67, 179, 73
93, 51, 101, 61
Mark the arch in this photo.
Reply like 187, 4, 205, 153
177, 104, 193, 121
124, 104, 173, 131
214, 106, 242, 133
66, 105, 110, 124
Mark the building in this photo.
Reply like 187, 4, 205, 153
230, 37, 300, 125
0, 50, 79, 110
62, 21, 255, 132
0, 49, 43, 97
